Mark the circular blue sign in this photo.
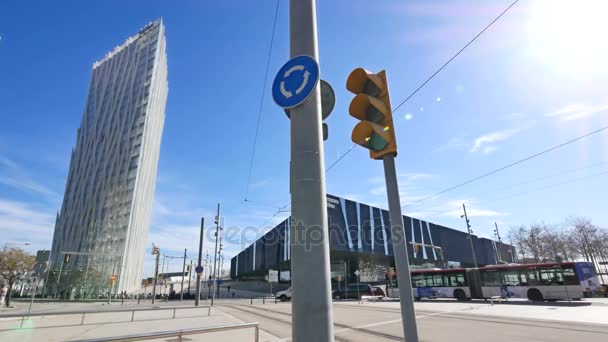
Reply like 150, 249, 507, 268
272, 55, 320, 109
195, 265, 204, 274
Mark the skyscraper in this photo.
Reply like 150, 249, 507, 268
50, 19, 168, 295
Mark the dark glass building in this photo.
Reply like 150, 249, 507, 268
230, 194, 515, 283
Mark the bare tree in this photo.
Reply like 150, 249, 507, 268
0, 248, 36, 307
508, 226, 528, 261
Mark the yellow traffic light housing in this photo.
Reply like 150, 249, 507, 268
346, 68, 397, 159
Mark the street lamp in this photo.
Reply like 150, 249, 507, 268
3, 241, 31, 251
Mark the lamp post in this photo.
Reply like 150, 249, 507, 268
3, 242, 31, 251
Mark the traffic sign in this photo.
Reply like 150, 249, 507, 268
354, 270, 360, 276
195, 265, 204, 274
284, 80, 335, 120
272, 55, 320, 109
268, 269, 278, 283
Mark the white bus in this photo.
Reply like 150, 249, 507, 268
409, 262, 600, 302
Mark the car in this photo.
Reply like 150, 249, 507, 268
275, 288, 292, 302
332, 284, 374, 300
372, 286, 386, 297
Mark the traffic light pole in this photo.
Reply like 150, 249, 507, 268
382, 154, 419, 342
195, 217, 204, 306
289, 0, 335, 341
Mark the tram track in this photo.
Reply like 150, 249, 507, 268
219, 303, 403, 341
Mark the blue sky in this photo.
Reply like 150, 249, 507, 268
1, 0, 607, 276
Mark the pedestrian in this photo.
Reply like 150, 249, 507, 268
227, 285, 231, 293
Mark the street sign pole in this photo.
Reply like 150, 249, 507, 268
195, 217, 204, 306
289, 0, 335, 341
383, 154, 419, 342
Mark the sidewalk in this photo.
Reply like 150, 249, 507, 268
0, 305, 281, 341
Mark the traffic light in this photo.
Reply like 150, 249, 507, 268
63, 253, 71, 263
413, 244, 420, 254
346, 68, 397, 159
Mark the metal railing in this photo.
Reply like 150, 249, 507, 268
6, 305, 212, 328
66, 322, 260, 342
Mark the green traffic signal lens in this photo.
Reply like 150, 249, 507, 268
368, 133, 388, 151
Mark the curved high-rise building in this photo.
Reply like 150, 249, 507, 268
50, 19, 168, 296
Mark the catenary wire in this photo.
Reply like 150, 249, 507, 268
403, 125, 608, 208
243, 0, 280, 201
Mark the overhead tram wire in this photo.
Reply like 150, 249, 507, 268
243, 0, 280, 202
247, 0, 521, 229
403, 125, 608, 208
326, 0, 521, 172
392, 0, 520, 113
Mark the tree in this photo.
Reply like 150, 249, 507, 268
0, 248, 36, 307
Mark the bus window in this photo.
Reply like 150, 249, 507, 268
428, 274, 445, 287
447, 273, 466, 287
562, 267, 578, 285
482, 270, 502, 286
523, 269, 541, 286
539, 268, 563, 284
502, 270, 521, 286
412, 274, 427, 287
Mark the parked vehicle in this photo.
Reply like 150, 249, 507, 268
372, 286, 386, 297
275, 288, 292, 302
332, 284, 374, 300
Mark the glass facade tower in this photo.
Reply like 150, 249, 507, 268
49, 19, 168, 296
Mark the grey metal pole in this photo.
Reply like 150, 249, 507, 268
151, 252, 159, 304
462, 204, 478, 268
188, 260, 192, 295
54, 258, 65, 298
289, 0, 335, 340
180, 248, 187, 301
27, 276, 38, 317
382, 154, 419, 342
41, 250, 51, 298
211, 203, 220, 306
159, 254, 165, 295
196, 217, 204, 306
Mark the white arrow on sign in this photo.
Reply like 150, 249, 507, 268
295, 71, 310, 95
279, 64, 309, 99
280, 81, 292, 98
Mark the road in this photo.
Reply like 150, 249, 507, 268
218, 299, 608, 342
1, 298, 607, 341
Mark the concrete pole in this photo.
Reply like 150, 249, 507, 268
383, 154, 419, 342
462, 204, 478, 268
151, 252, 159, 304
289, 1, 335, 340
195, 217, 204, 306
180, 249, 187, 301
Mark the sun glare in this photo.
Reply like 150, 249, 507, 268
527, 0, 608, 76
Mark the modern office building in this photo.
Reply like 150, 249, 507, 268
49, 19, 168, 296
230, 194, 515, 283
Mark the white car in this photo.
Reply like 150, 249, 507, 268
275, 288, 292, 302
